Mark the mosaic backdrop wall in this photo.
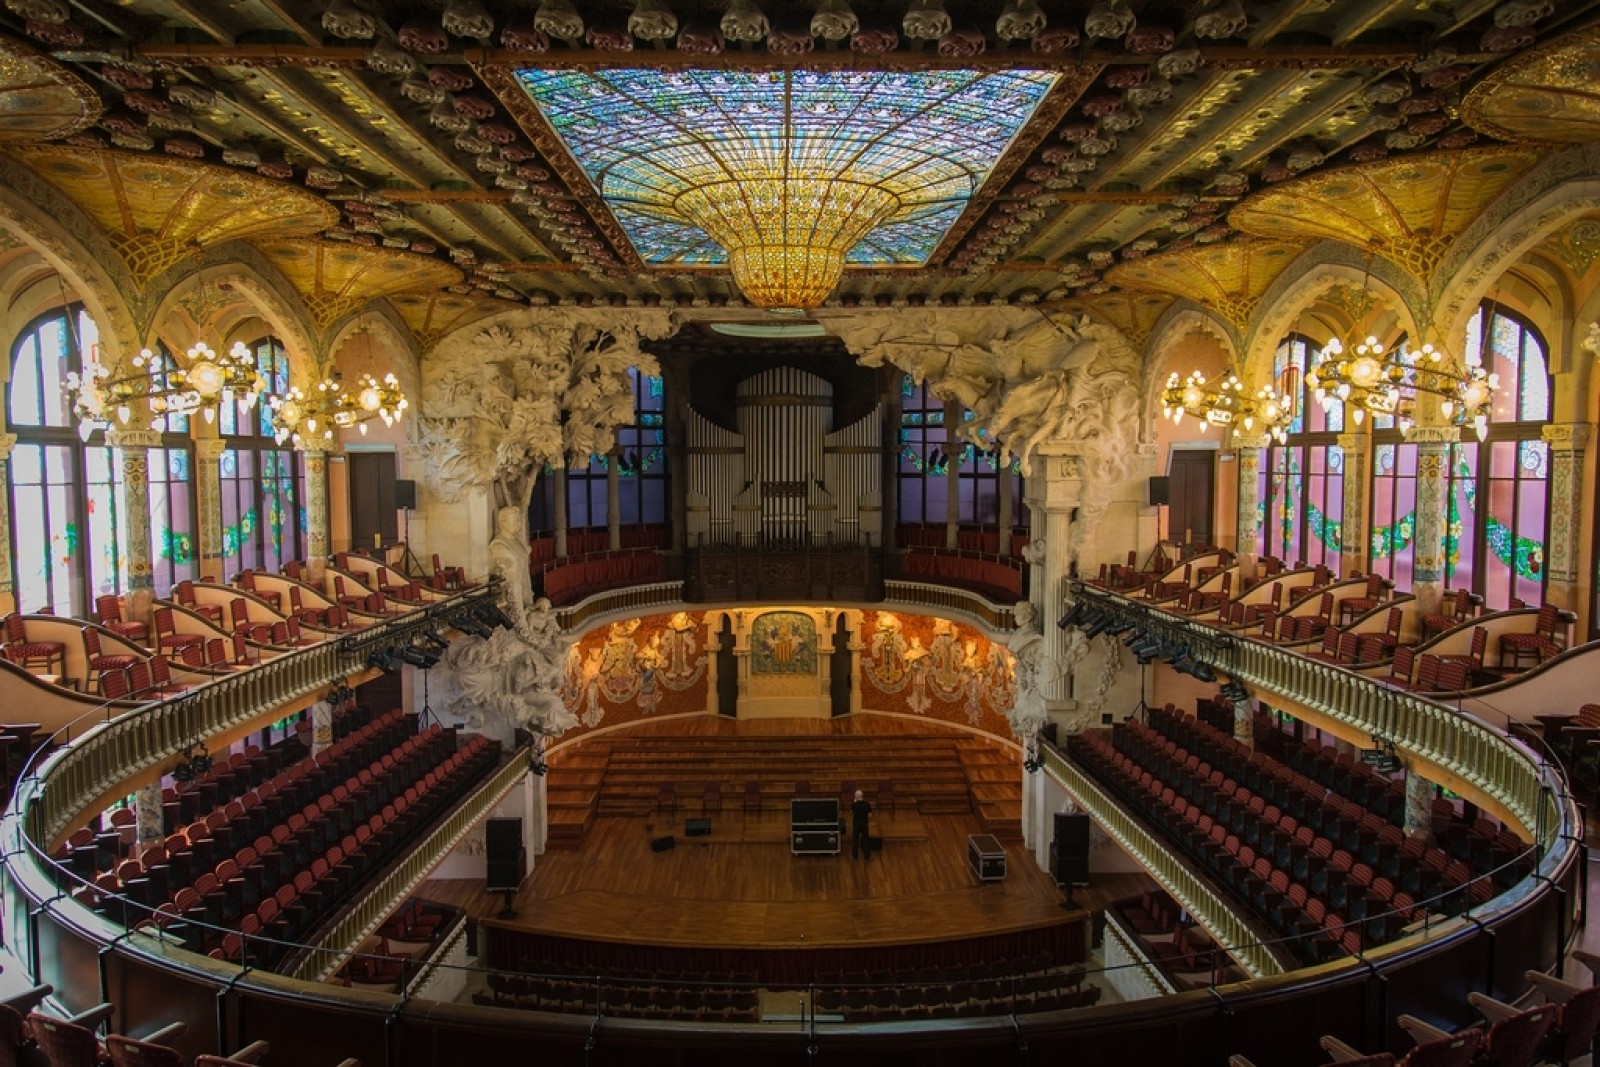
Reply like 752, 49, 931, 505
857, 609, 1016, 741
559, 610, 710, 736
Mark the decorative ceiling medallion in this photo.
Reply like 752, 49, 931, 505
1462, 23, 1600, 144
9, 146, 339, 286
254, 238, 464, 331
514, 67, 1059, 309
0, 35, 100, 144
1226, 147, 1544, 282
1103, 238, 1306, 330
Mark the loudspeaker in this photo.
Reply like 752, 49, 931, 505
685, 818, 712, 837
485, 818, 525, 892
1148, 475, 1171, 507
651, 835, 676, 853
395, 479, 417, 510
1052, 813, 1091, 886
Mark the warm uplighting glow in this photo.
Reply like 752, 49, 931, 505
1310, 334, 1499, 439
270, 371, 407, 445
64, 338, 270, 436
1162, 368, 1294, 444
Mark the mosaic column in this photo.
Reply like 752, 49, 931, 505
1024, 452, 1082, 708
311, 698, 334, 756
195, 437, 228, 581
1540, 423, 1591, 610
298, 439, 332, 566
135, 782, 165, 844
1337, 429, 1370, 578
0, 432, 17, 611
107, 428, 163, 620
1231, 693, 1254, 750
1405, 424, 1458, 616
1233, 432, 1268, 582
1404, 767, 1434, 843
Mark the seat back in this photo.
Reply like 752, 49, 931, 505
95, 595, 124, 625
29, 1012, 104, 1067
107, 1034, 186, 1067
1401, 1029, 1480, 1067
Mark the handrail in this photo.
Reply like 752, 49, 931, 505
1068, 585, 1559, 845
25, 587, 500, 846
555, 581, 685, 632
883, 581, 1016, 632
1040, 745, 1287, 979
290, 742, 533, 983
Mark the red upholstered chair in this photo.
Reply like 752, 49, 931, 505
334, 577, 367, 611
1339, 574, 1386, 626
81, 629, 138, 693
95, 595, 148, 644
1420, 588, 1474, 642
3, 614, 65, 677
28, 1003, 118, 1067
173, 581, 222, 624
151, 607, 204, 659
104, 1021, 192, 1067
1500, 602, 1567, 669
193, 1042, 272, 1067
1464, 993, 1556, 1067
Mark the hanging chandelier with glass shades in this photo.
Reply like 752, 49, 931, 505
1161, 368, 1296, 443
64, 341, 268, 441
268, 372, 407, 445
1307, 335, 1497, 438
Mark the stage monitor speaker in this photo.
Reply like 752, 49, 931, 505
485, 817, 525, 892
395, 479, 417, 510
651, 835, 676, 853
685, 818, 712, 837
1148, 475, 1171, 507
1052, 813, 1091, 886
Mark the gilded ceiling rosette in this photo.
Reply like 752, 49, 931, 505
0, 35, 99, 144
1102, 237, 1305, 330
1226, 147, 1544, 284
9, 145, 339, 286
254, 238, 464, 332
1462, 23, 1600, 144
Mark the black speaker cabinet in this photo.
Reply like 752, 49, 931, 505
394, 479, 417, 510
685, 818, 712, 837
1148, 475, 1171, 507
485, 818, 526, 892
651, 835, 676, 853
1052, 813, 1091, 886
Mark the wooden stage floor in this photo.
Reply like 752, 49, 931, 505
422, 716, 1131, 953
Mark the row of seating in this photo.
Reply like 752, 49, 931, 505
899, 549, 1022, 601
895, 524, 1032, 557
540, 550, 664, 605
831, 984, 1101, 1022
1110, 890, 1250, 988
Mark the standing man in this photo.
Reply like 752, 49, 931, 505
851, 789, 872, 859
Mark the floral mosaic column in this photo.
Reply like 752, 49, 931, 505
1404, 767, 1434, 843
108, 428, 162, 619
1232, 693, 1254, 750
1233, 432, 1268, 579
0, 432, 16, 611
1024, 453, 1082, 709
1540, 424, 1591, 607
1404, 424, 1458, 616
299, 439, 331, 565
1337, 430, 1369, 578
135, 782, 165, 844
195, 437, 227, 580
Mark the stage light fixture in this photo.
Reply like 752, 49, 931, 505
477, 603, 517, 631
1058, 602, 1089, 630
400, 645, 441, 669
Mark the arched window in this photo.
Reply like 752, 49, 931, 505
615, 367, 668, 528
218, 337, 304, 576
139, 345, 197, 596
896, 375, 1026, 534
1452, 303, 1551, 609
1259, 335, 1343, 569
6, 304, 125, 614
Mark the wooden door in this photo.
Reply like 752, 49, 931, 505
1168, 449, 1215, 548
348, 451, 398, 549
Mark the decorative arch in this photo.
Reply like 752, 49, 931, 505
326, 303, 421, 399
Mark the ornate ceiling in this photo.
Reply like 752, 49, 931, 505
0, 1, 1594, 334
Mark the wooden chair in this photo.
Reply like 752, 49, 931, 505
151, 607, 204, 660
81, 628, 139, 693
1420, 589, 1475, 642
95, 595, 148, 644
3, 614, 65, 677
1499, 602, 1567, 669
173, 581, 222, 624
193, 1041, 272, 1067
1339, 574, 1386, 626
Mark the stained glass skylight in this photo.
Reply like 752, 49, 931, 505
515, 68, 1059, 269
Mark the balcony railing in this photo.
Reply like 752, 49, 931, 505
884, 580, 1017, 631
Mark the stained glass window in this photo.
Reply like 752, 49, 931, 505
6, 305, 117, 616
615, 367, 668, 528
1368, 442, 1418, 589
219, 336, 303, 574
516, 67, 1059, 266
896, 376, 1024, 536
1262, 335, 1341, 568
149, 446, 196, 595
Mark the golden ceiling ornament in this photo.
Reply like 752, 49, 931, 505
253, 238, 464, 332
1160, 304, 1296, 444
8, 145, 340, 286
0, 35, 100, 143
1461, 22, 1600, 144
390, 290, 505, 352
1226, 146, 1545, 284
1102, 237, 1307, 331
1047, 291, 1175, 345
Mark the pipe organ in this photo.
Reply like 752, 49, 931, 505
686, 367, 882, 546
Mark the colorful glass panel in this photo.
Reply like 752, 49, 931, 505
517, 67, 1059, 266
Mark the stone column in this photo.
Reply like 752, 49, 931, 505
298, 439, 332, 582
1540, 424, 1591, 611
1337, 429, 1370, 578
1233, 432, 1268, 582
553, 468, 568, 558
311, 697, 334, 756
606, 448, 621, 551
195, 437, 228, 581
1404, 767, 1434, 843
1232, 693, 1254, 750
944, 399, 961, 550
107, 427, 162, 619
0, 432, 17, 613
1405, 423, 1459, 616
1023, 451, 1082, 708
135, 782, 165, 844
704, 624, 720, 716
997, 462, 1014, 559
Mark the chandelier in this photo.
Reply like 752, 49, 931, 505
673, 176, 902, 313
1306, 335, 1497, 439
269, 372, 407, 446
65, 341, 268, 441
1161, 368, 1295, 444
